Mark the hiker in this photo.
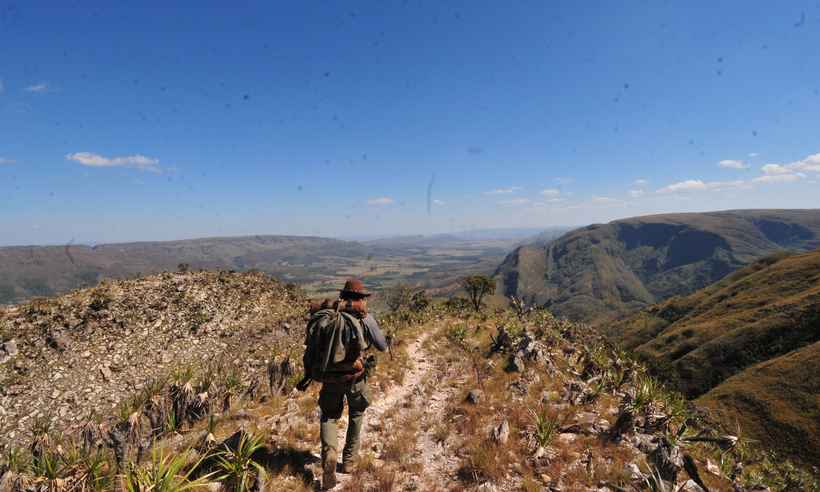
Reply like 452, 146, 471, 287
303, 278, 387, 490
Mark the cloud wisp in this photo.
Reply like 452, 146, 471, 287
752, 174, 804, 184
657, 179, 746, 194
484, 186, 522, 195
718, 159, 748, 169
66, 152, 162, 172
24, 83, 50, 93
498, 198, 531, 206
651, 152, 819, 194
0, 157, 15, 165
760, 153, 820, 176
367, 197, 394, 206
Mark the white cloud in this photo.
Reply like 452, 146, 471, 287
718, 159, 748, 169
65, 152, 161, 172
761, 164, 790, 175
633, 179, 648, 187
0, 157, 15, 165
628, 189, 645, 198
591, 196, 619, 204
761, 153, 820, 175
432, 199, 445, 206
540, 188, 561, 197
657, 179, 745, 194
752, 174, 804, 184
554, 177, 574, 185
656, 154, 819, 194
657, 180, 708, 193
498, 198, 531, 206
24, 83, 49, 93
367, 197, 394, 206
484, 187, 521, 195
748, 152, 759, 157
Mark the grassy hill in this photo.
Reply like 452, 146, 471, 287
495, 209, 820, 322
607, 249, 820, 465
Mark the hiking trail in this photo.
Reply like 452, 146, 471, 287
323, 325, 462, 491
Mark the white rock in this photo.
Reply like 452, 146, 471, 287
492, 419, 510, 445
557, 432, 577, 444
625, 462, 643, 481
679, 479, 706, 492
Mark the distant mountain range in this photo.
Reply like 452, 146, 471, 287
0, 235, 353, 304
0, 228, 559, 305
608, 249, 820, 465
495, 209, 820, 322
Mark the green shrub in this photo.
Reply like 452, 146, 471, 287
121, 448, 214, 492
214, 432, 267, 492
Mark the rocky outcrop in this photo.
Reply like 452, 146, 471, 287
0, 270, 305, 449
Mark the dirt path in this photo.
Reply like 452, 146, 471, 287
411, 348, 463, 491
324, 328, 460, 490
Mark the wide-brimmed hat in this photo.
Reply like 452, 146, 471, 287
340, 278, 371, 298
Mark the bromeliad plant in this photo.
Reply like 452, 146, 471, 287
214, 431, 267, 492
121, 447, 214, 492
530, 409, 560, 448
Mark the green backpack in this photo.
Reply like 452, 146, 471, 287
303, 308, 367, 383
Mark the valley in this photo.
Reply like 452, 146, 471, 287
0, 228, 568, 307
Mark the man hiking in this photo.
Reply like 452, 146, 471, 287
302, 278, 387, 490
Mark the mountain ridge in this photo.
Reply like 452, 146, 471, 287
494, 209, 820, 322
1, 230, 541, 306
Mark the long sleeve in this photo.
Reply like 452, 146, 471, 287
362, 314, 388, 352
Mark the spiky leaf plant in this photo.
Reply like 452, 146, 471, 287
121, 447, 214, 492
530, 410, 560, 448
214, 431, 267, 492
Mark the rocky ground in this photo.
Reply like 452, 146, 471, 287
1, 275, 817, 491
0, 271, 304, 447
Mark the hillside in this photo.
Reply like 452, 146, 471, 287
0, 270, 305, 447
607, 250, 820, 465
495, 209, 820, 322
1, 274, 817, 491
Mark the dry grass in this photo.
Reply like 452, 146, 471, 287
381, 412, 420, 471
610, 249, 820, 466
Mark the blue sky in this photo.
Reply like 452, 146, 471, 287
1, 1, 819, 245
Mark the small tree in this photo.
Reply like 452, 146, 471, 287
460, 275, 495, 311
386, 283, 430, 312
385, 283, 417, 312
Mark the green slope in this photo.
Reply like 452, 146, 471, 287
495, 209, 820, 322
607, 249, 820, 465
